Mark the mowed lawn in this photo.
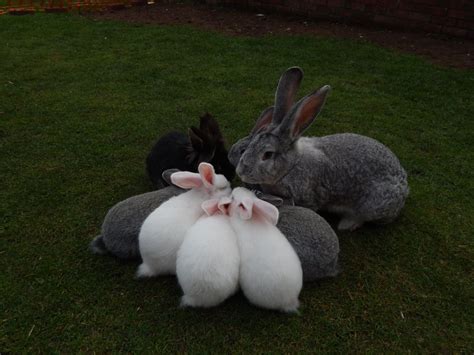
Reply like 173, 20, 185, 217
1, 13, 473, 353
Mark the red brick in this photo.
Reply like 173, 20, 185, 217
350, 1, 365, 11
456, 19, 474, 30
395, 10, 431, 22
448, 9, 469, 19
373, 14, 414, 28
449, 0, 470, 10
442, 25, 468, 36
418, 22, 442, 32
310, 0, 327, 5
327, 0, 344, 7
429, 6, 449, 17
432, 15, 457, 25
399, 1, 448, 16
411, 0, 441, 5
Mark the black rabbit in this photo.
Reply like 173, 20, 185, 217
146, 113, 235, 189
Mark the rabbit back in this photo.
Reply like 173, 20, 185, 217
91, 186, 184, 259
137, 191, 204, 277
232, 219, 302, 313
277, 205, 340, 281
294, 134, 408, 224
177, 214, 240, 308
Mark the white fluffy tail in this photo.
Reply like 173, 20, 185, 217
283, 299, 300, 314
90, 235, 108, 255
136, 263, 156, 279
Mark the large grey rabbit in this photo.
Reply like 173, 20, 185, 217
235, 67, 409, 231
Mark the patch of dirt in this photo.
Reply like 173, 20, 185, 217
91, 2, 474, 69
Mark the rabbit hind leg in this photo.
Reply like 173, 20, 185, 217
337, 217, 364, 231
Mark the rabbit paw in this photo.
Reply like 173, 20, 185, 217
136, 263, 156, 279
338, 218, 363, 231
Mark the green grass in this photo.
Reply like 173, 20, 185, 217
1, 13, 473, 353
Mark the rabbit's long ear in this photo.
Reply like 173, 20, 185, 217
250, 106, 274, 135
171, 172, 203, 189
162, 169, 181, 185
188, 127, 204, 151
238, 197, 254, 220
217, 196, 233, 215
200, 113, 222, 139
201, 198, 220, 216
277, 85, 331, 140
273, 67, 304, 125
253, 198, 279, 225
198, 162, 215, 188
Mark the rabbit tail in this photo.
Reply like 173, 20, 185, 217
90, 235, 108, 255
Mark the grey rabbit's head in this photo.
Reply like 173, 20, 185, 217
227, 106, 274, 168
236, 67, 331, 185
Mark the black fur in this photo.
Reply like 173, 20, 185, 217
146, 113, 235, 189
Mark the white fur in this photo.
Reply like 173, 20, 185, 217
137, 165, 231, 278
296, 137, 324, 157
229, 188, 303, 312
176, 214, 240, 308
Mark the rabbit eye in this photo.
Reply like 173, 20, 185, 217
262, 151, 274, 161
240, 149, 246, 155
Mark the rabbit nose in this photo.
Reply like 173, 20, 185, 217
236, 162, 247, 177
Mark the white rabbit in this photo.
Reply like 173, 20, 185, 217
137, 163, 231, 278
176, 196, 240, 308
227, 187, 303, 313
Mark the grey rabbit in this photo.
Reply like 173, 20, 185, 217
90, 170, 184, 259
257, 192, 340, 281
90, 169, 339, 281
235, 67, 409, 231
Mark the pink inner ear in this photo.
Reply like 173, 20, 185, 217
217, 196, 232, 215
292, 97, 319, 137
253, 198, 279, 225
170, 172, 203, 189
238, 204, 252, 220
201, 199, 220, 216
251, 107, 274, 134
237, 197, 254, 220
198, 163, 215, 188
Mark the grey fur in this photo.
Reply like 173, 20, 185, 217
90, 186, 184, 259
228, 106, 275, 168
235, 67, 409, 230
277, 205, 340, 281
273, 67, 303, 126
90, 180, 339, 281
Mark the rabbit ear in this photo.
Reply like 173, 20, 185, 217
250, 106, 274, 135
277, 85, 331, 140
200, 112, 222, 138
188, 127, 204, 151
170, 171, 203, 189
198, 162, 215, 188
162, 168, 181, 185
273, 67, 304, 125
238, 197, 254, 220
217, 196, 233, 215
253, 198, 279, 225
201, 198, 220, 216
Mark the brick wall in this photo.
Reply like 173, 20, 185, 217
204, 0, 474, 39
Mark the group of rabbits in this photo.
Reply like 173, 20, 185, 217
90, 67, 409, 312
